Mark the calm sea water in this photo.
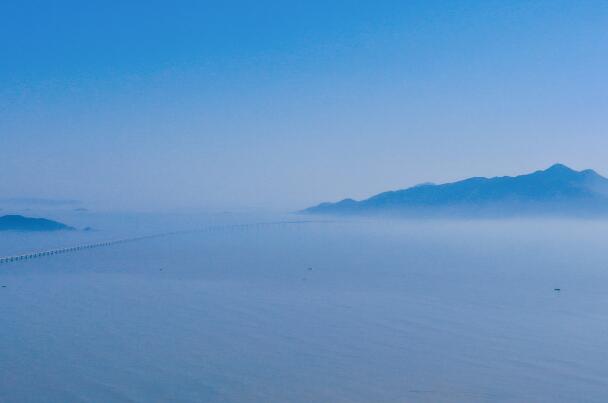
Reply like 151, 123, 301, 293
2, 213, 608, 402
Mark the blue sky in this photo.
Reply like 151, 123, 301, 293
1, 1, 607, 211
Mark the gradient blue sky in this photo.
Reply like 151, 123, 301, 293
1, 1, 607, 211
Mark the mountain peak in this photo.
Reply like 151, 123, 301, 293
544, 163, 576, 174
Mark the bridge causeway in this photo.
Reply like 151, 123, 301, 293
0, 220, 328, 265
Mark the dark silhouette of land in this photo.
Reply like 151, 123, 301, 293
304, 164, 608, 217
0, 215, 74, 231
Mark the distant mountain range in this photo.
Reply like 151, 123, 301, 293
0, 215, 74, 231
304, 164, 608, 217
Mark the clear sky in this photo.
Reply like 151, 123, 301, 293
1, 1, 607, 211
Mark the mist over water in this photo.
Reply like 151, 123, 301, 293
2, 213, 608, 402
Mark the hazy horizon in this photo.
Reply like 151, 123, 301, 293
2, 1, 608, 211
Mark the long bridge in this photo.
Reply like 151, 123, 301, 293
0, 220, 329, 265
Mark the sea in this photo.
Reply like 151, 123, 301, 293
2, 211, 608, 402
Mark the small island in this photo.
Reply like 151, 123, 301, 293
0, 215, 75, 231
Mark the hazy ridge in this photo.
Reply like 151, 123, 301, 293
305, 164, 608, 217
